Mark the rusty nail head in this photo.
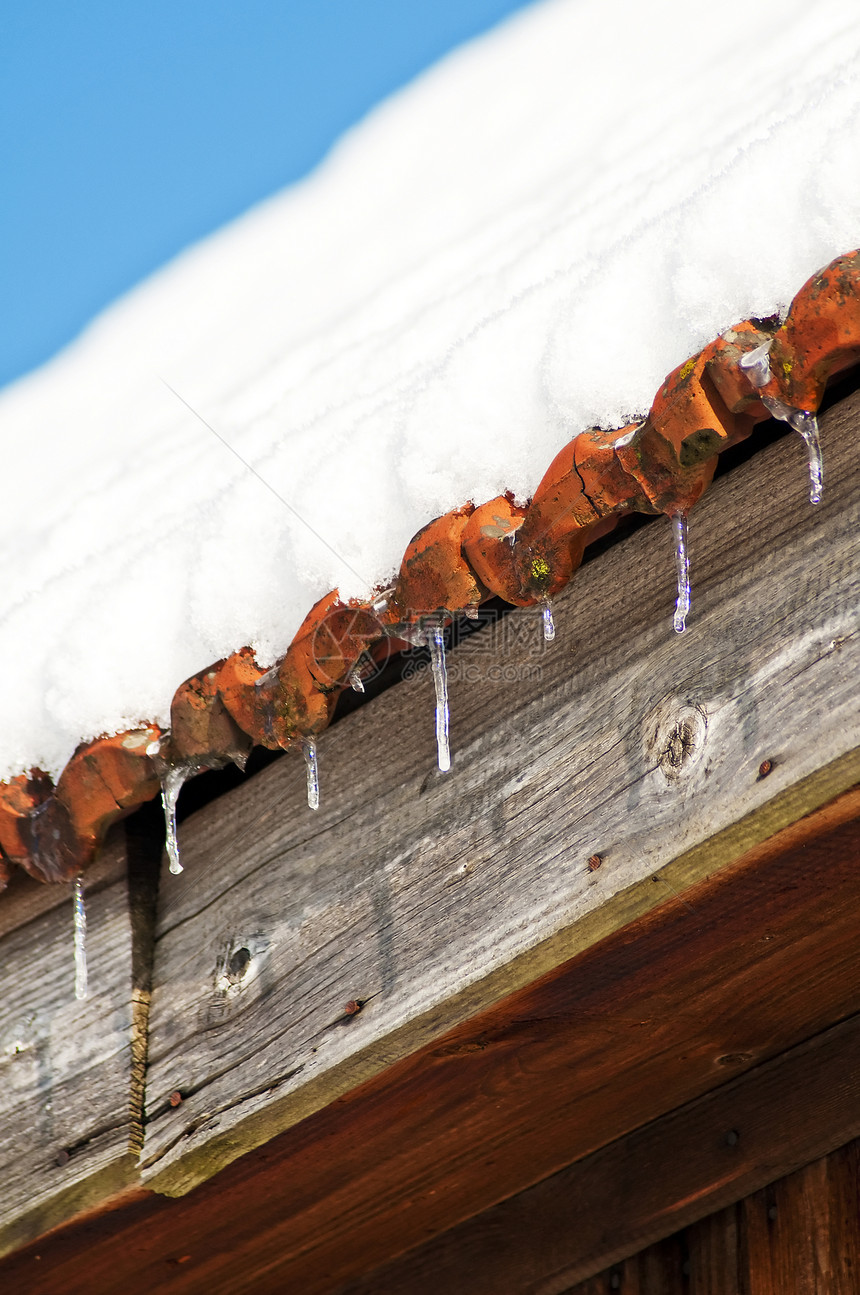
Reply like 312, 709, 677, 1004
587, 853, 602, 872
55, 1148, 70, 1167
758, 758, 774, 779
169, 1090, 183, 1108
344, 999, 365, 1017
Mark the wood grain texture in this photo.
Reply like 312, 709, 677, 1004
564, 1140, 860, 1294
344, 1008, 860, 1295
743, 1142, 860, 1295
0, 833, 139, 1256
685, 1206, 742, 1295
1, 790, 859, 1293
142, 393, 860, 1195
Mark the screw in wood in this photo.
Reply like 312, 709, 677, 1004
758, 758, 774, 779
169, 1091, 183, 1108
587, 853, 602, 872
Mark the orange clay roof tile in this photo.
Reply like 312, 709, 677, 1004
2, 248, 859, 887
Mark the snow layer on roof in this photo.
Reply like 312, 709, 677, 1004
2, 0, 859, 781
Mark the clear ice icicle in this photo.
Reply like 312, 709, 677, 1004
761, 395, 822, 504
73, 874, 88, 1001
303, 736, 320, 810
542, 600, 556, 643
427, 621, 451, 773
672, 513, 690, 635
797, 416, 823, 505
349, 668, 365, 693
738, 338, 773, 388
161, 766, 189, 875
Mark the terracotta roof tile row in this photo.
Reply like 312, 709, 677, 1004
2, 248, 859, 888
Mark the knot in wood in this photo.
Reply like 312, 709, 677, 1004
644, 699, 708, 782
227, 947, 251, 982
661, 720, 696, 771
215, 934, 269, 998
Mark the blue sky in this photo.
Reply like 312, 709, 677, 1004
0, 0, 537, 389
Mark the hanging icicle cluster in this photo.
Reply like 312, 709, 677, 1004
0, 248, 858, 893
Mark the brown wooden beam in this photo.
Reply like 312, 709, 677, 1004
343, 990, 860, 1293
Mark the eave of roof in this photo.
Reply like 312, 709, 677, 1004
1, 247, 858, 888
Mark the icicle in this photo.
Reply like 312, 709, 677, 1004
542, 599, 556, 643
161, 766, 189, 875
427, 620, 451, 773
73, 874, 87, 1001
349, 668, 365, 693
303, 736, 320, 810
797, 416, 823, 505
614, 424, 640, 448
761, 396, 822, 504
738, 338, 773, 388
672, 512, 690, 635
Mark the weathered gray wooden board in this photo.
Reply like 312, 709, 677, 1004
141, 392, 860, 1195
0, 836, 139, 1256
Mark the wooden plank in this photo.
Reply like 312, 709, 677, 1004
742, 1142, 860, 1295
1, 790, 860, 1292
0, 832, 143, 1256
564, 1140, 860, 1294
826, 1142, 860, 1292
565, 1238, 688, 1295
344, 1010, 860, 1295
141, 391, 860, 1196
685, 1206, 742, 1295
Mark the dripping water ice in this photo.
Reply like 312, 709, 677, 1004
542, 599, 556, 643
427, 620, 451, 773
761, 396, 823, 505
738, 338, 773, 388
738, 343, 823, 505
303, 736, 320, 810
161, 765, 190, 875
73, 873, 87, 1001
254, 664, 279, 690
672, 513, 690, 635
614, 423, 641, 448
